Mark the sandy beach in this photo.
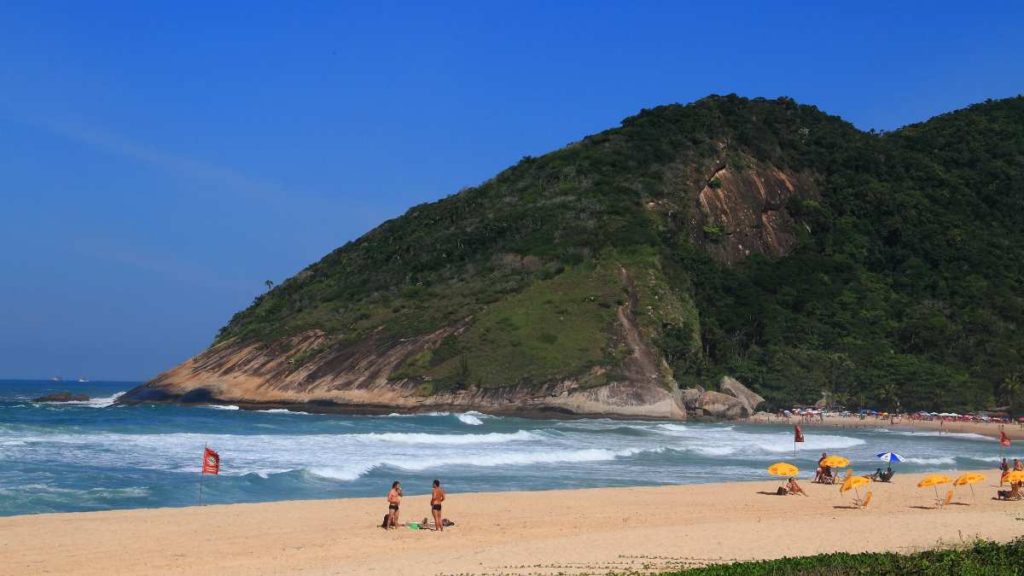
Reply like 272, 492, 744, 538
746, 413, 1024, 441
2, 470, 1021, 576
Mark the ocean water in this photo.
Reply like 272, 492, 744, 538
0, 380, 1016, 516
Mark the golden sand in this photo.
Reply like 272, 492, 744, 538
2, 470, 1021, 575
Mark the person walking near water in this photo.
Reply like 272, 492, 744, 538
1000, 458, 1010, 486
387, 481, 402, 529
430, 479, 446, 532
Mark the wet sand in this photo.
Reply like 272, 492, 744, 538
2, 470, 1021, 575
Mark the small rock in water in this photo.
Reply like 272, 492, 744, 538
33, 391, 90, 402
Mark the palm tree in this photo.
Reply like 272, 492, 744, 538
264, 280, 275, 291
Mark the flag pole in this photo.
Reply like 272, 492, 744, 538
199, 443, 206, 506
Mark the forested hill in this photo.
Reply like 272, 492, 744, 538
124, 95, 1024, 417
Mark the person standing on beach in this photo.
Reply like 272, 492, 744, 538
1000, 458, 1010, 485
387, 481, 402, 529
430, 479, 446, 532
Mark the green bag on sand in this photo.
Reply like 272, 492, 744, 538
407, 522, 420, 530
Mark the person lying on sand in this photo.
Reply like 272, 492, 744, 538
786, 477, 808, 496
387, 481, 403, 529
430, 479, 446, 532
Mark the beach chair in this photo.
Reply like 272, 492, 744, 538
939, 489, 954, 508
860, 491, 873, 509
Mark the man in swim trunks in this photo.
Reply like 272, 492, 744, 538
430, 479, 445, 532
387, 481, 402, 529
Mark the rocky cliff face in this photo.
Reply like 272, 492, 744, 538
122, 267, 687, 419
690, 157, 817, 265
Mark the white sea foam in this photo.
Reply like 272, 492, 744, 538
308, 464, 376, 481
306, 446, 662, 480
890, 430, 994, 442
258, 408, 314, 415
902, 456, 957, 465
456, 413, 484, 425
35, 391, 126, 408
355, 430, 537, 445
963, 455, 1013, 464
203, 404, 240, 411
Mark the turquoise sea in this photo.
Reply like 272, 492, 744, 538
0, 379, 1015, 516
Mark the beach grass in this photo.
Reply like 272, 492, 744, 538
662, 537, 1024, 575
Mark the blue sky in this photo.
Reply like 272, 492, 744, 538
1, 1, 1021, 380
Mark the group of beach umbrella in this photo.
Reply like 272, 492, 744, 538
767, 451, 1017, 508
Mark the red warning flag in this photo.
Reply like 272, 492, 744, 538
1000, 431, 1012, 448
202, 447, 220, 475
794, 425, 804, 443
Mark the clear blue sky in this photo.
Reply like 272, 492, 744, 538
1, 1, 1021, 381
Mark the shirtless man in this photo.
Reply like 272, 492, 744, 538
387, 481, 402, 529
430, 479, 446, 532
814, 452, 828, 483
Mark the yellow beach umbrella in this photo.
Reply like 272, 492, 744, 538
918, 473, 953, 502
954, 473, 986, 486
840, 475, 871, 506
917, 474, 952, 488
841, 475, 870, 493
820, 455, 850, 468
1004, 471, 1024, 484
954, 473, 986, 503
768, 462, 799, 477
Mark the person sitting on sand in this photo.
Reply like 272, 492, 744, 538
387, 481, 402, 529
1015, 459, 1023, 472
430, 479, 446, 532
880, 466, 894, 482
786, 477, 807, 496
997, 482, 1022, 500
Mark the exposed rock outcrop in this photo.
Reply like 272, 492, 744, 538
33, 392, 90, 402
719, 376, 765, 414
696, 391, 748, 419
691, 157, 818, 265
681, 376, 763, 419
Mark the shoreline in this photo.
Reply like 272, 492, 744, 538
744, 413, 1024, 441
2, 470, 1021, 576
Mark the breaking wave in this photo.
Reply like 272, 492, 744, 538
456, 412, 484, 426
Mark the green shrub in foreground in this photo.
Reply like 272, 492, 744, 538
662, 537, 1024, 575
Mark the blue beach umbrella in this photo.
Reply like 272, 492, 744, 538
876, 452, 905, 463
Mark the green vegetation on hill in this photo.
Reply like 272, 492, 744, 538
661, 538, 1024, 575
215, 94, 1024, 414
